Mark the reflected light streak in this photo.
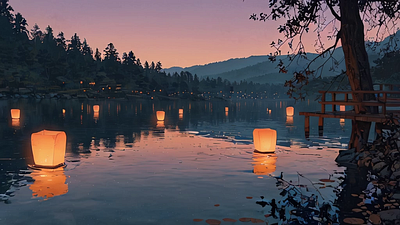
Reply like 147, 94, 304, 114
29, 168, 68, 200
252, 153, 277, 175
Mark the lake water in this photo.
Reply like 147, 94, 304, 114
0, 99, 350, 224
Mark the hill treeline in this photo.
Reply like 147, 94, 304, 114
0, 0, 289, 99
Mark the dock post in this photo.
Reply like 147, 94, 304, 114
305, 116, 310, 139
318, 117, 324, 137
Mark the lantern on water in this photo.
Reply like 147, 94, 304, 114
156, 111, 165, 121
179, 113, 183, 120
29, 168, 68, 200
31, 130, 66, 168
62, 109, 66, 114
11, 109, 20, 119
179, 109, 184, 114
253, 128, 277, 153
286, 106, 294, 116
252, 153, 277, 175
93, 105, 100, 113
269, 109, 272, 114
225, 107, 229, 112
340, 105, 345, 111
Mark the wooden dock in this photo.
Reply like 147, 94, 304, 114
299, 87, 400, 138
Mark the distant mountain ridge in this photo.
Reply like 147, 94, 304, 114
164, 31, 400, 84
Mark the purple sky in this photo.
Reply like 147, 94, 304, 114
10, 0, 301, 68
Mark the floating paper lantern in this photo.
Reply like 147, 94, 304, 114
29, 168, 68, 200
93, 105, 100, 113
11, 109, 20, 119
286, 106, 294, 116
156, 111, 165, 121
225, 107, 229, 112
252, 153, 277, 175
62, 109, 66, 114
179, 109, 184, 114
31, 130, 67, 168
253, 128, 277, 153
269, 109, 272, 114
340, 105, 345, 111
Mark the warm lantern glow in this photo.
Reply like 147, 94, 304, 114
94, 112, 99, 120
11, 109, 20, 119
225, 107, 229, 112
225, 111, 228, 117
252, 153, 277, 175
340, 118, 345, 128
11, 119, 20, 127
93, 105, 100, 113
253, 128, 277, 153
179, 114, 183, 120
62, 109, 66, 114
286, 106, 294, 116
30, 168, 68, 200
156, 120, 165, 128
286, 116, 293, 125
269, 109, 272, 114
340, 105, 345, 111
179, 109, 184, 114
156, 111, 165, 121
31, 130, 67, 168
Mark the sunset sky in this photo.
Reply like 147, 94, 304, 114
11, 0, 305, 68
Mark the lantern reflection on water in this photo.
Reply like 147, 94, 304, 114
253, 128, 277, 153
11, 119, 20, 127
225, 107, 229, 112
11, 109, 20, 119
94, 111, 99, 120
31, 130, 66, 168
286, 106, 294, 116
252, 153, 277, 175
156, 111, 165, 121
286, 116, 293, 125
29, 168, 68, 200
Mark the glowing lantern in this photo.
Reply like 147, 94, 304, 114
252, 153, 277, 175
340, 105, 345, 111
11, 109, 20, 119
62, 109, 66, 114
31, 130, 67, 168
179, 114, 183, 120
156, 111, 165, 121
179, 109, 184, 114
93, 105, 100, 113
286, 106, 294, 116
30, 168, 68, 200
253, 128, 277, 153
225, 107, 229, 112
340, 118, 345, 128
269, 109, 272, 114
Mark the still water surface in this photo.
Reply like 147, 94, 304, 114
0, 99, 349, 224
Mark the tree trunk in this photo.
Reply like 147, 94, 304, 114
340, 0, 377, 151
